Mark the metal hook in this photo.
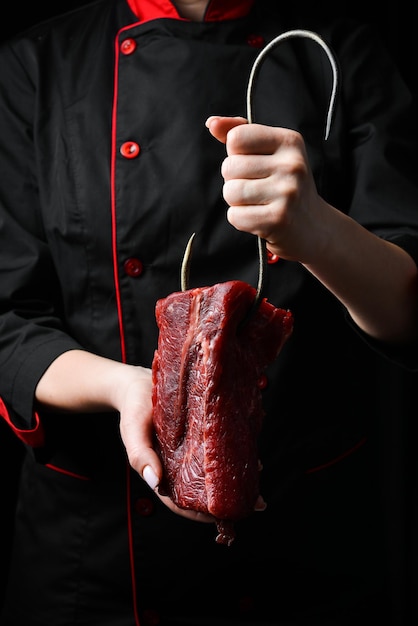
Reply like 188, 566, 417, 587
181, 232, 196, 291
181, 29, 338, 311
247, 29, 338, 311
180, 231, 265, 297
246, 29, 338, 136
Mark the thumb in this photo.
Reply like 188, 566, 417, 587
205, 115, 248, 144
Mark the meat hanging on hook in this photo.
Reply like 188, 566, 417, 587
151, 29, 338, 545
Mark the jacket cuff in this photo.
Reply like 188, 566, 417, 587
0, 397, 45, 447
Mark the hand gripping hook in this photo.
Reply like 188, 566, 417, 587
181, 30, 338, 318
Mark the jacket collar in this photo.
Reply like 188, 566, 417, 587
126, 0, 255, 23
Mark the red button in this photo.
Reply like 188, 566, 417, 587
120, 141, 140, 159
247, 34, 265, 49
257, 374, 268, 390
120, 38, 137, 55
134, 497, 155, 517
267, 250, 280, 264
123, 258, 143, 277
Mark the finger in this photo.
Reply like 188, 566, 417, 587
226, 204, 275, 241
119, 400, 163, 485
226, 124, 304, 159
221, 153, 272, 182
157, 492, 215, 523
125, 435, 163, 488
205, 115, 247, 143
223, 176, 273, 208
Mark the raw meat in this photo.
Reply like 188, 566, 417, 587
151, 280, 293, 545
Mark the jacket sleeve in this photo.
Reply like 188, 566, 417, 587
334, 21, 418, 242
323, 20, 418, 369
0, 37, 83, 439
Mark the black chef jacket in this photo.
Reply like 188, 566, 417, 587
1, 0, 418, 624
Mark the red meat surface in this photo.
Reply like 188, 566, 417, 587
151, 280, 293, 545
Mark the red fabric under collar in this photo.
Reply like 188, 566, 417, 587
126, 0, 255, 22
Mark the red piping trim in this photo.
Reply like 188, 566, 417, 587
45, 463, 90, 481
111, 33, 127, 364
305, 436, 367, 474
0, 398, 45, 447
112, 31, 139, 626
127, 0, 181, 21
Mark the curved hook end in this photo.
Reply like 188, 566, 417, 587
181, 232, 196, 291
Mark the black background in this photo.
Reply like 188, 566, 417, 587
1, 0, 418, 621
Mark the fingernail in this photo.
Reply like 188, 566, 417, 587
205, 115, 219, 127
143, 465, 159, 490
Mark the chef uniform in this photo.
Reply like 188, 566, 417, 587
1, 0, 418, 624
